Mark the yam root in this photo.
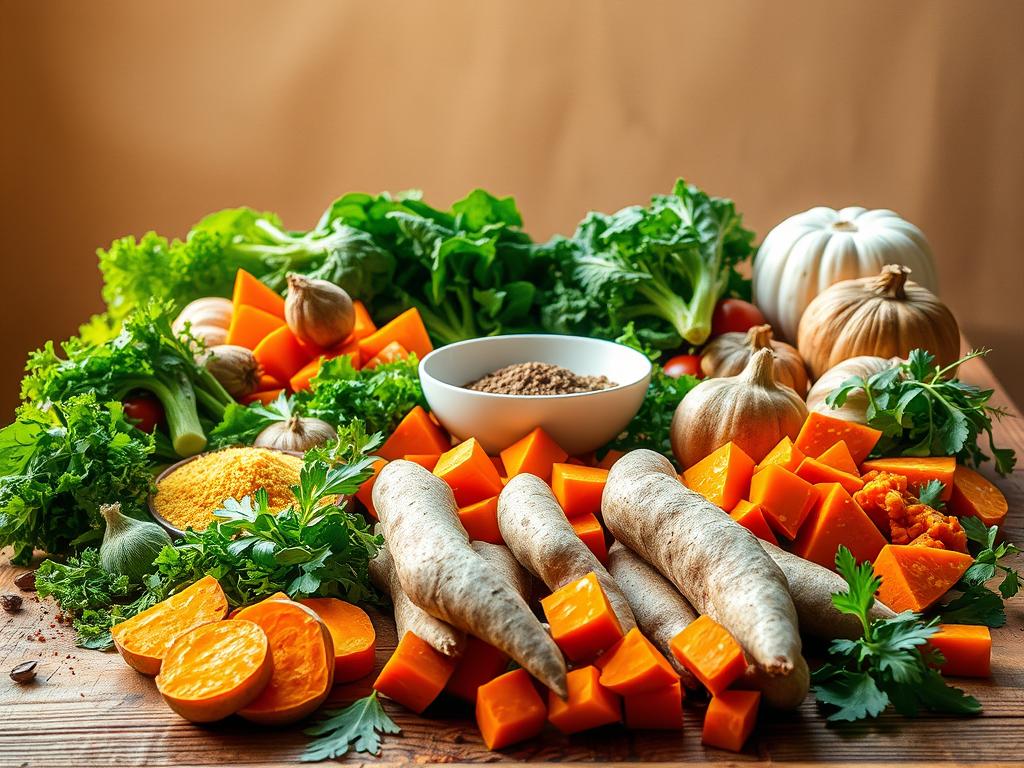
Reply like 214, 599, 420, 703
373, 460, 568, 698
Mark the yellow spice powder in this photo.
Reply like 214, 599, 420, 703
153, 447, 303, 532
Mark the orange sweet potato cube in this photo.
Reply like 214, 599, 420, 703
373, 631, 457, 714
683, 442, 755, 511
596, 628, 679, 696
476, 668, 547, 750
729, 500, 779, 546
795, 412, 881, 465
754, 436, 805, 474
379, 406, 450, 461
927, 624, 991, 678
873, 545, 973, 613
499, 427, 568, 482
362, 340, 409, 370
791, 483, 886, 569
748, 465, 819, 539
669, 615, 747, 697
948, 465, 1008, 528
232, 269, 285, 318
547, 665, 621, 735
447, 635, 510, 702
225, 304, 286, 350
550, 464, 609, 518
795, 456, 864, 494
817, 441, 860, 475
571, 513, 608, 563
434, 438, 504, 507
541, 572, 624, 662
702, 690, 760, 752
623, 681, 684, 730
458, 496, 503, 544
252, 325, 313, 383
358, 307, 433, 362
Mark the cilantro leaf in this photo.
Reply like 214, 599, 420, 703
301, 691, 401, 762
813, 669, 889, 722
916, 479, 946, 509
939, 518, 1020, 627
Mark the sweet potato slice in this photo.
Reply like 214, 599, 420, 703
670, 615, 747, 696
596, 627, 679, 696
379, 406, 450, 461
298, 598, 376, 683
434, 438, 504, 506
729, 500, 779, 545
791, 483, 886, 569
795, 411, 881, 465
754, 436, 805, 474
873, 545, 973, 613
550, 463, 609, 518
749, 465, 818, 539
817, 441, 859, 475
541, 572, 624, 662
682, 442, 754, 511
860, 456, 956, 500
948, 465, 1008, 528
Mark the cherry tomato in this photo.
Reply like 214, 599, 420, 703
711, 298, 766, 337
663, 354, 703, 379
122, 394, 165, 434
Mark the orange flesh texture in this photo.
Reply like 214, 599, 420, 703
597, 449, 625, 470
669, 615, 747, 697
155, 619, 271, 723
112, 575, 228, 676
298, 598, 377, 682
356, 459, 388, 518
475, 668, 547, 750
363, 340, 409, 370
795, 412, 881, 465
702, 689, 760, 752
458, 496, 503, 544
403, 453, 441, 471
379, 406, 450, 461
948, 465, 1008, 527
253, 325, 313, 383
550, 463, 609, 518
748, 465, 819, 539
499, 427, 569, 482
541, 571, 624, 662
791, 483, 887, 569
754, 436, 805, 474
860, 457, 956, 500
374, 631, 458, 714
547, 665, 622, 734
682, 442, 755, 511
242, 388, 285, 406
571, 513, 608, 563
623, 681, 684, 730
729, 500, 779, 545
928, 624, 992, 677
234, 598, 335, 724
434, 438, 504, 506
350, 300, 377, 339
873, 545, 973, 612
795, 456, 864, 494
446, 635, 510, 702
816, 441, 860, 475
232, 269, 285, 318
357, 307, 433, 361
225, 305, 286, 349
595, 627, 679, 696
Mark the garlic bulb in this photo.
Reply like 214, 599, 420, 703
173, 297, 233, 333
285, 274, 355, 348
203, 345, 261, 399
100, 503, 172, 581
254, 416, 338, 453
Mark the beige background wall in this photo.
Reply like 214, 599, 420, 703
2, 0, 1022, 416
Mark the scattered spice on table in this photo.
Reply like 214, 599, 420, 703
465, 362, 617, 396
152, 447, 303, 532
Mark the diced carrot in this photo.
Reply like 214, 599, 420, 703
948, 465, 1008, 528
748, 465, 819, 539
547, 665, 621, 735
358, 307, 433, 363
225, 304, 286, 349
363, 341, 409, 370
541, 572, 624, 662
791, 483, 887, 569
373, 631, 457, 714
623, 681, 684, 730
289, 338, 361, 392
754, 436, 805, 474
379, 406, 450, 461
669, 615, 747, 696
253, 325, 313, 384
596, 628, 679, 696
927, 624, 991, 677
257, 373, 283, 390
297, 598, 376, 682
873, 545, 973, 613
475, 668, 547, 750
817, 441, 860, 475
860, 457, 956, 501
499, 427, 569, 482
795, 456, 864, 494
729, 500, 779, 546
597, 449, 625, 471
446, 636, 510, 702
355, 459, 388, 519
571, 513, 608, 563
795, 412, 882, 465
242, 388, 285, 406
434, 438, 504, 507
289, 359, 321, 393
351, 300, 377, 340
550, 464, 609, 518
702, 690, 760, 752
458, 496, 502, 544
232, 269, 285, 319
403, 453, 441, 471
682, 442, 755, 511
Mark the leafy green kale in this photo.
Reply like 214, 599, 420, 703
825, 349, 1016, 476
812, 547, 981, 722
939, 516, 1020, 627
302, 691, 401, 762
0, 394, 155, 564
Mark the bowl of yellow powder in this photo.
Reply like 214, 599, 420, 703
149, 447, 305, 535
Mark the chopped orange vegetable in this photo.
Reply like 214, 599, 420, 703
373, 631, 458, 714
597, 449, 625, 470
358, 307, 433, 362
860, 456, 956, 501
873, 545, 973, 612
225, 304, 286, 349
795, 456, 864, 494
490, 455, 507, 479
289, 338, 361, 392
257, 373, 283, 390
458, 496, 502, 544
547, 665, 621, 735
499, 427, 568, 482
795, 411, 881, 465
754, 436, 805, 474
355, 459, 388, 519
351, 300, 377, 340
682, 442, 755, 511
927, 624, 991, 678
596, 627, 679, 696
728, 500, 779, 546
541, 572, 624, 662
232, 269, 285, 319
403, 453, 441, 471
669, 615, 747, 696
748, 465, 818, 540
817, 441, 860, 475
475, 668, 547, 750
298, 598, 376, 682
623, 681, 684, 730
571, 513, 608, 563
446, 635, 510, 702
550, 463, 609, 518
242, 388, 286, 406
253, 325, 313, 384
948, 465, 1008, 528
856, 471, 967, 551
702, 690, 760, 752
791, 483, 886, 569
434, 438, 504, 507
363, 340, 409, 370
379, 406, 450, 461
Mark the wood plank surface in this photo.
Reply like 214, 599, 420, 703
1, 353, 1022, 767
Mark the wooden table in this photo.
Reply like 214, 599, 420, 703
2, 355, 1022, 767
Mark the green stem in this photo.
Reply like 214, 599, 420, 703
118, 375, 207, 457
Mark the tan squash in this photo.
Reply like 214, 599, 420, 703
797, 265, 959, 379
805, 355, 901, 424
701, 324, 809, 394
671, 348, 808, 468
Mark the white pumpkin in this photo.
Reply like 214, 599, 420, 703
752, 207, 938, 342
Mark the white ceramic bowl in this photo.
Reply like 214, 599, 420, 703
419, 335, 652, 455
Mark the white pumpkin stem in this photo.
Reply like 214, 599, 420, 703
746, 324, 774, 351
742, 348, 779, 388
872, 264, 911, 299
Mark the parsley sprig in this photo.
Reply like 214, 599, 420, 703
301, 691, 401, 762
812, 547, 981, 722
940, 516, 1020, 627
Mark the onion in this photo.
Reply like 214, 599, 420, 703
285, 274, 355, 348
203, 345, 261, 399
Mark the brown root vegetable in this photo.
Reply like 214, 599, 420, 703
373, 460, 567, 698
497, 473, 636, 633
471, 540, 533, 603
369, 532, 466, 660
602, 449, 803, 679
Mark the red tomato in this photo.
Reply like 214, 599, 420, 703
663, 354, 703, 379
711, 299, 766, 337
123, 394, 165, 434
